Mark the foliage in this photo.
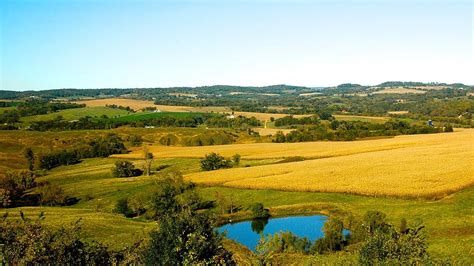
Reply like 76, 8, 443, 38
112, 160, 141, 178
312, 217, 345, 254
250, 202, 270, 219
0, 170, 37, 207
114, 198, 135, 218
144, 170, 234, 265
37, 183, 69, 206
200, 153, 233, 171
37, 134, 127, 170
150, 169, 195, 218
23, 148, 35, 171
128, 134, 142, 146
273, 120, 445, 143
159, 134, 178, 146
0, 213, 119, 264
359, 220, 429, 264
143, 147, 154, 176
144, 210, 234, 265
232, 153, 241, 166
256, 231, 311, 255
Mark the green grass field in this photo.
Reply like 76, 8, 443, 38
0, 107, 15, 114
20, 106, 131, 123
333, 114, 390, 123
109, 111, 207, 122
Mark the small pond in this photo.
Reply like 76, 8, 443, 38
218, 215, 330, 251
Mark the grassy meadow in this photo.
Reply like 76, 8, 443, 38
333, 114, 390, 123
20, 106, 131, 123
110, 111, 207, 122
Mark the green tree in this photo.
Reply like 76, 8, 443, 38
143, 147, 154, 176
200, 153, 232, 171
37, 184, 69, 206
23, 148, 35, 171
112, 160, 139, 178
359, 221, 429, 264
144, 211, 234, 265
312, 217, 345, 254
250, 202, 270, 219
232, 153, 241, 166
115, 198, 134, 218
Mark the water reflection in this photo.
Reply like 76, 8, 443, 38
250, 217, 269, 234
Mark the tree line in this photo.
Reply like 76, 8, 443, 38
273, 119, 449, 142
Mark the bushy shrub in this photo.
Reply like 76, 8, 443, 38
250, 202, 270, 219
232, 153, 241, 166
159, 134, 178, 146
0, 213, 116, 264
114, 198, 135, 218
256, 231, 311, 255
128, 134, 143, 146
112, 160, 142, 178
200, 153, 232, 171
37, 183, 69, 206
312, 217, 345, 254
144, 211, 234, 265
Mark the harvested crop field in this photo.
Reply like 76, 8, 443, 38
184, 130, 473, 198
252, 128, 293, 136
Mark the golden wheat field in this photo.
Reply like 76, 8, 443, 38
183, 130, 473, 198
116, 129, 474, 198
372, 88, 427, 94
115, 130, 468, 160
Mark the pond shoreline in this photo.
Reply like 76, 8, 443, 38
215, 202, 340, 226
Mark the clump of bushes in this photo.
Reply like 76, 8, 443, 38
159, 134, 178, 146
0, 170, 37, 207
37, 183, 70, 206
250, 202, 270, 219
112, 160, 142, 178
255, 211, 432, 265
114, 198, 135, 218
200, 153, 233, 171
128, 134, 143, 146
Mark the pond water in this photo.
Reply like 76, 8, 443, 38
217, 215, 329, 251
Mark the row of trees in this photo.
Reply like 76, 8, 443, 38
26, 134, 127, 170
273, 120, 448, 142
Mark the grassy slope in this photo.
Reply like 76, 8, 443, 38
110, 111, 206, 122
20, 107, 130, 123
333, 114, 390, 123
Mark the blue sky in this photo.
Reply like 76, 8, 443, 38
1, 0, 473, 90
